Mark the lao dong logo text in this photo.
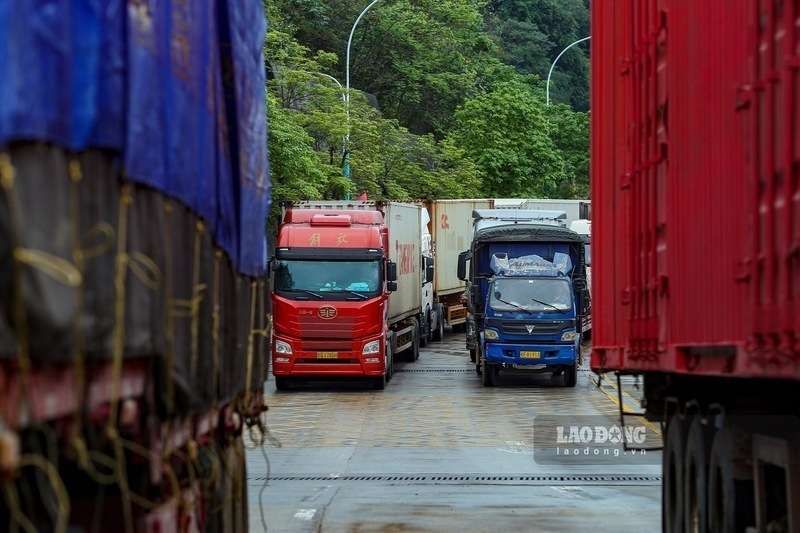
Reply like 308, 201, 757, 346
532, 415, 660, 464
556, 424, 647, 445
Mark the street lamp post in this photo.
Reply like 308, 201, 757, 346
311, 72, 346, 104
546, 36, 591, 107
344, 0, 380, 200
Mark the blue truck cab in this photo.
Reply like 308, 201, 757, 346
457, 209, 590, 387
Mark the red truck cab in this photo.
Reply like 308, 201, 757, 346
270, 209, 398, 390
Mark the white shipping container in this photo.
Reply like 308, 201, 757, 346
494, 199, 590, 227
285, 200, 423, 323
425, 199, 494, 296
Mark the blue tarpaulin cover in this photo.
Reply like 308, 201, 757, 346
0, 0, 271, 277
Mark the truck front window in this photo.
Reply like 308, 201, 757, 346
276, 259, 381, 294
490, 279, 572, 312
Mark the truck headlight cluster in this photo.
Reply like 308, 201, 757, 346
274, 339, 293, 354
362, 340, 381, 355
484, 329, 499, 340
561, 330, 577, 342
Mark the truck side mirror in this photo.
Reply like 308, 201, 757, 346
387, 281, 398, 292
457, 251, 471, 281
424, 256, 434, 284
386, 261, 398, 282
266, 257, 276, 279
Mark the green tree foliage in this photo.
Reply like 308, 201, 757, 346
262, 0, 591, 207
546, 105, 590, 198
352, 0, 496, 137
483, 0, 590, 111
449, 79, 564, 197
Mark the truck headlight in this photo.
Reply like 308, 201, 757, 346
484, 329, 499, 340
274, 339, 293, 354
561, 330, 577, 342
362, 340, 381, 355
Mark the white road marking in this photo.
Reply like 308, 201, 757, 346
294, 509, 317, 520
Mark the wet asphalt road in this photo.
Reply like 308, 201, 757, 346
245, 330, 662, 532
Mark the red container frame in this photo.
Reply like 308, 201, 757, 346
591, 0, 800, 380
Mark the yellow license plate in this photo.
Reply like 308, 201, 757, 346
520, 351, 541, 359
316, 352, 338, 359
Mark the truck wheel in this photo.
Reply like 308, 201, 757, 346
432, 303, 445, 341
684, 417, 707, 533
663, 415, 685, 533
420, 310, 430, 348
412, 320, 420, 361
563, 361, 578, 387
275, 377, 290, 391
708, 425, 754, 533
372, 372, 386, 390
481, 358, 496, 387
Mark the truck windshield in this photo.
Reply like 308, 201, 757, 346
275, 259, 381, 296
490, 278, 572, 313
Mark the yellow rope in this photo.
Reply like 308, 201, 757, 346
67, 430, 118, 486
116, 438, 180, 513
209, 437, 236, 514
12, 249, 81, 287
1, 152, 80, 411
212, 251, 222, 407
164, 202, 176, 415
199, 442, 220, 487
108, 184, 133, 533
244, 280, 257, 407
190, 221, 204, 381
67, 158, 90, 474
108, 184, 131, 436
1, 478, 38, 533
17, 454, 71, 533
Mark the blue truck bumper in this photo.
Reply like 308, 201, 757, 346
484, 342, 577, 366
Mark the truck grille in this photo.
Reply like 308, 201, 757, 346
299, 316, 357, 338
487, 318, 574, 335
302, 340, 353, 351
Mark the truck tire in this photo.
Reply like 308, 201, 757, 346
411, 320, 420, 361
683, 417, 707, 533
275, 377, 290, 391
420, 310, 430, 348
481, 357, 496, 387
663, 415, 685, 533
563, 360, 578, 387
707, 425, 754, 533
372, 372, 386, 390
432, 303, 445, 342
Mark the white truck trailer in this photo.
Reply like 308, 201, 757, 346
494, 199, 590, 228
421, 199, 495, 335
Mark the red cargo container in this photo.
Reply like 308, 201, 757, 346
591, 1, 800, 531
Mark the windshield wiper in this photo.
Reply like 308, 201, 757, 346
345, 290, 369, 300
495, 297, 533, 314
297, 289, 323, 299
530, 297, 561, 311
